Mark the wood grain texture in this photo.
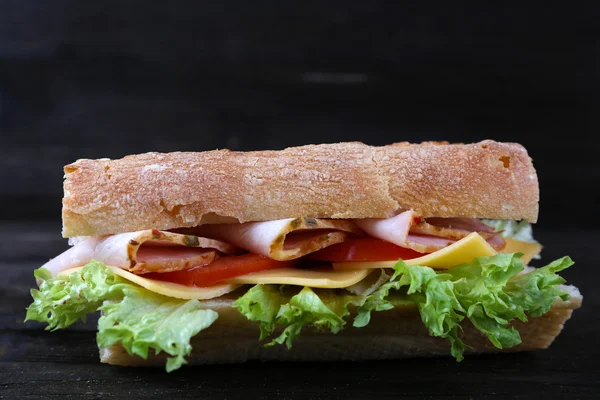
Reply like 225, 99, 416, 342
1, 222, 598, 399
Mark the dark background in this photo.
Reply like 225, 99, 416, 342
1, 2, 598, 399
1, 1, 598, 229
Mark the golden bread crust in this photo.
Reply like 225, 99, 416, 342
63, 140, 538, 237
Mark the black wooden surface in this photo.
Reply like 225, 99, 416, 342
1, 1, 598, 228
1, 223, 598, 399
1, 1, 599, 398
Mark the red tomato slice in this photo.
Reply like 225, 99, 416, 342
307, 237, 425, 262
145, 253, 291, 287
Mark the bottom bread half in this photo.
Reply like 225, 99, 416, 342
99, 286, 582, 367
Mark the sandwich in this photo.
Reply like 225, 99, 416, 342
25, 140, 582, 371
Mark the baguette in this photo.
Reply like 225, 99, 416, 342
99, 286, 581, 366
62, 140, 538, 238
25, 139, 580, 372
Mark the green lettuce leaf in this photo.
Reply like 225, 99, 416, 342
233, 285, 360, 348
27, 254, 574, 368
269, 287, 359, 349
354, 254, 573, 361
25, 260, 218, 372
503, 256, 572, 318
232, 284, 288, 340
355, 263, 467, 359
447, 253, 529, 349
98, 286, 217, 372
234, 253, 572, 361
352, 273, 403, 328
345, 269, 391, 296
25, 261, 131, 330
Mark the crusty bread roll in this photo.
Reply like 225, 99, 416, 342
99, 286, 581, 366
62, 140, 539, 238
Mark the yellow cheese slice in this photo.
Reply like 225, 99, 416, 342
58, 265, 240, 300
333, 232, 497, 270
56, 233, 542, 300
226, 267, 374, 288
502, 238, 542, 265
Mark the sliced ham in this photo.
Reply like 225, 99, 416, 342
179, 217, 362, 261
40, 229, 240, 279
41, 214, 505, 285
485, 234, 506, 250
418, 217, 505, 251
355, 210, 505, 253
355, 209, 414, 248
420, 217, 496, 233
406, 235, 455, 250
39, 236, 102, 282
412, 217, 497, 242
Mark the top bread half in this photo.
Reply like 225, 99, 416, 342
62, 140, 539, 237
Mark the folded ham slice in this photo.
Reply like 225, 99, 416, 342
412, 217, 505, 251
40, 229, 240, 279
355, 210, 505, 253
41, 215, 503, 283
40, 236, 102, 281
181, 217, 362, 261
